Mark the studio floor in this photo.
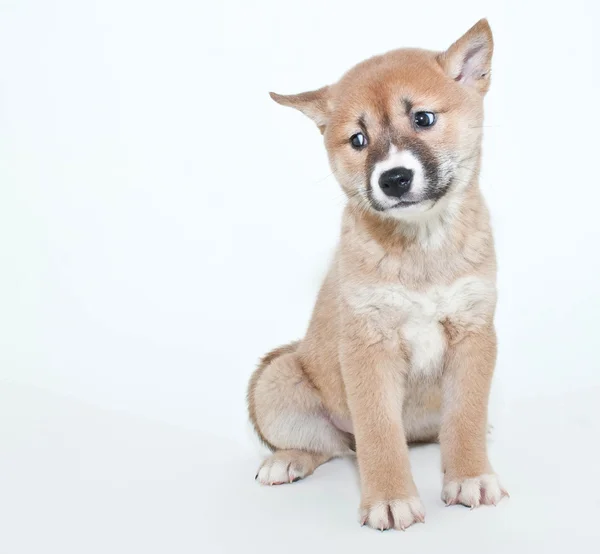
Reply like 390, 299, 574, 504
1, 381, 598, 553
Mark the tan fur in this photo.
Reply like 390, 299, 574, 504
248, 19, 507, 531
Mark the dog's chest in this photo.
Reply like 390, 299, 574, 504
345, 276, 495, 376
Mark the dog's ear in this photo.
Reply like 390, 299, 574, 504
438, 19, 494, 95
269, 87, 331, 134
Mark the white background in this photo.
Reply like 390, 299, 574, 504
1, 1, 599, 552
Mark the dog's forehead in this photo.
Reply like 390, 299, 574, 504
333, 49, 454, 120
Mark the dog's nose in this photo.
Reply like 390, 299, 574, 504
378, 167, 413, 198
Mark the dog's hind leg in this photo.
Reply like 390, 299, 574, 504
248, 342, 353, 485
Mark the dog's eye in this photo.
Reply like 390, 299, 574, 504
414, 112, 436, 128
350, 132, 368, 149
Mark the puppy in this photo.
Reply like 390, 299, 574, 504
248, 19, 507, 531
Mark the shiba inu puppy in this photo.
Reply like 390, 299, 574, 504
248, 19, 508, 531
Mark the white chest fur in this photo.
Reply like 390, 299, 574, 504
344, 276, 496, 376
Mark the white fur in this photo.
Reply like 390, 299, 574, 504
442, 474, 505, 507
261, 410, 350, 456
370, 146, 427, 209
345, 276, 495, 377
412, 186, 465, 249
257, 458, 306, 485
361, 497, 425, 530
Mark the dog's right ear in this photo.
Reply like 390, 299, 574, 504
269, 86, 331, 134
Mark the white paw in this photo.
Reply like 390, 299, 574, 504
360, 497, 425, 531
255, 458, 306, 486
442, 474, 508, 508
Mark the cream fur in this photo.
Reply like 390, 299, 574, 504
247, 18, 507, 532
344, 276, 496, 378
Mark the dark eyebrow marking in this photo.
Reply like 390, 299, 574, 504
402, 97, 413, 115
357, 114, 367, 133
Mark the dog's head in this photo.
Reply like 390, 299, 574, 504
271, 20, 493, 220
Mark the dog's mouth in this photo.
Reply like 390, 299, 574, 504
389, 200, 422, 209
368, 196, 432, 212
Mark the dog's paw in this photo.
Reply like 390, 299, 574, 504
255, 452, 310, 486
442, 474, 508, 508
360, 497, 425, 531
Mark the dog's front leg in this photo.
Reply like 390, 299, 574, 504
440, 325, 508, 507
340, 329, 424, 531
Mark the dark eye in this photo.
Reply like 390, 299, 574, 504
414, 111, 436, 128
350, 132, 368, 149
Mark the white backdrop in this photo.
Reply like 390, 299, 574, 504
1, 0, 599, 449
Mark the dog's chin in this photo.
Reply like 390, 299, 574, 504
370, 197, 436, 218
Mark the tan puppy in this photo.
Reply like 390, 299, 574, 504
248, 19, 507, 531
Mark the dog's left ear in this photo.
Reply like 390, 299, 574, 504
438, 19, 494, 95
269, 86, 331, 134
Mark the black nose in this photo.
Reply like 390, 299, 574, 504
378, 167, 413, 198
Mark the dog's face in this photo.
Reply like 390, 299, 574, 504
271, 20, 493, 220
